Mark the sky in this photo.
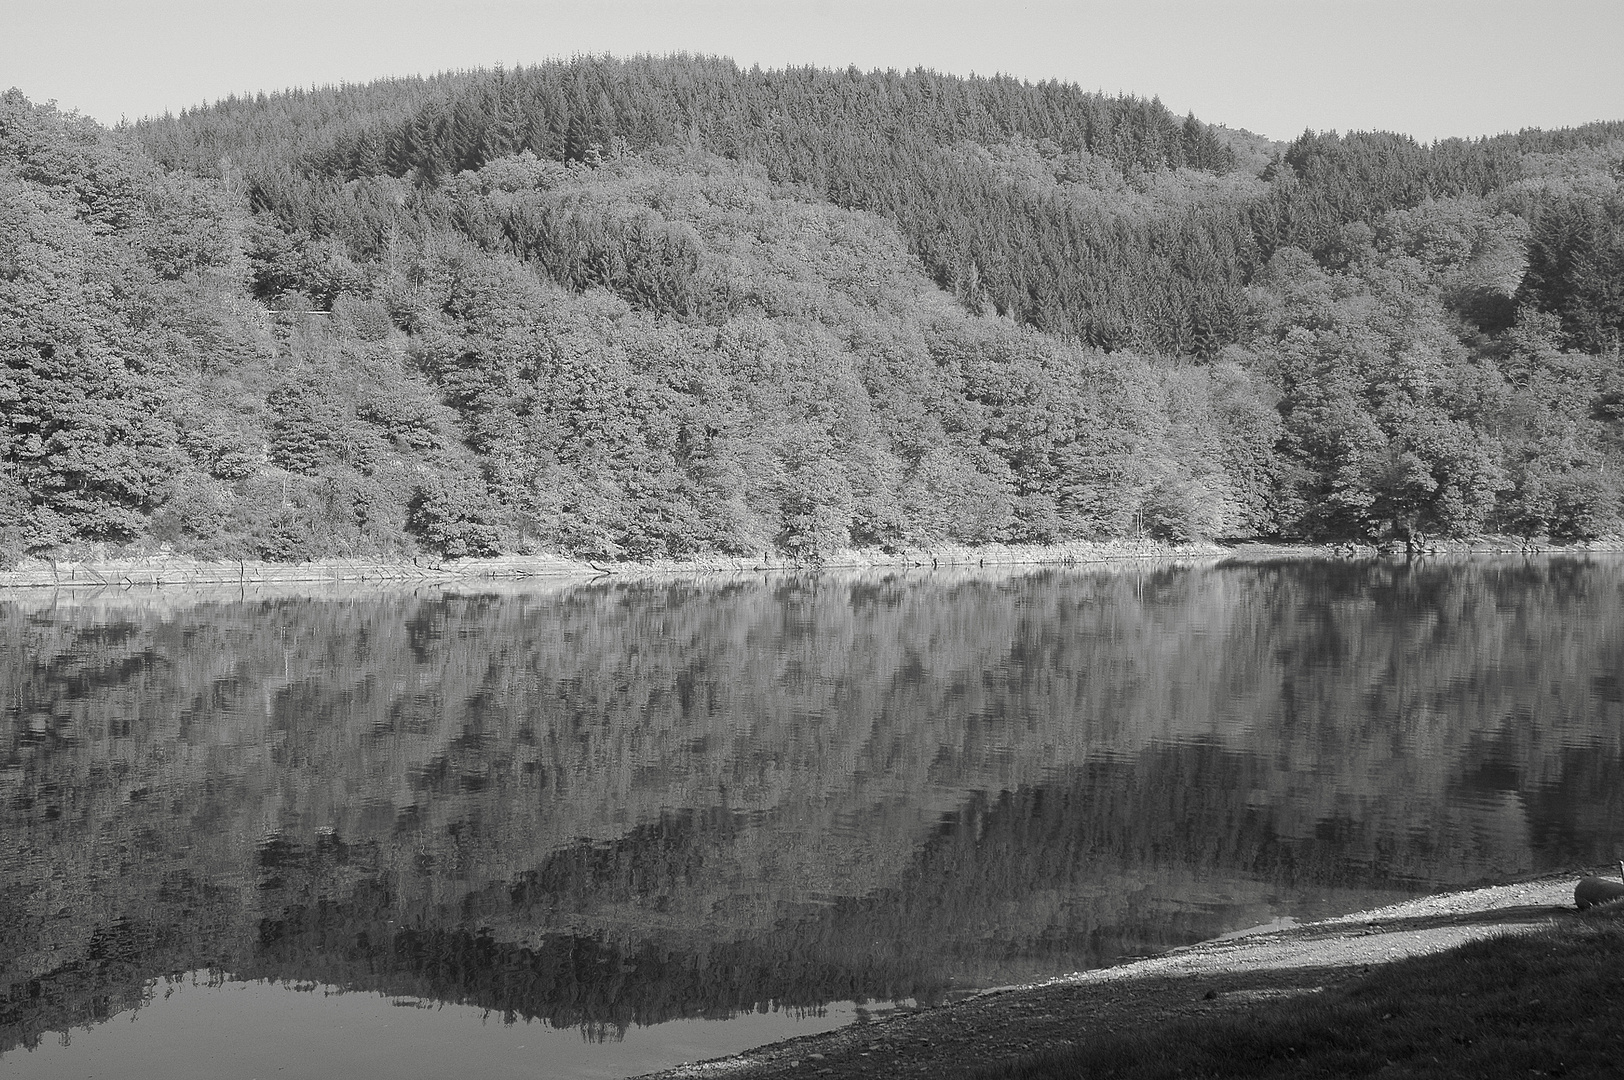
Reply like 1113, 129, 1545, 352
3, 0, 1621, 142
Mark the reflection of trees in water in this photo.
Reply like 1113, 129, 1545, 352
3, 559, 1624, 1047
1, 892, 246, 1054
244, 882, 952, 1037
2, 918, 172, 1054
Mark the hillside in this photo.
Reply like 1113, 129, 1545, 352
2, 58, 1623, 566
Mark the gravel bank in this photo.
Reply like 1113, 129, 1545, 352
638, 875, 1597, 1080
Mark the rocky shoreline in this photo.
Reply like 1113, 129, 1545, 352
4, 536, 1623, 593
0, 539, 1216, 591
637, 873, 1605, 1080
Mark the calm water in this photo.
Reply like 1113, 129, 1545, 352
3, 557, 1623, 1077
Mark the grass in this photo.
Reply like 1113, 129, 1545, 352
975, 919, 1624, 1079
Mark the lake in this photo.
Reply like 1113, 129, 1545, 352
3, 556, 1622, 1077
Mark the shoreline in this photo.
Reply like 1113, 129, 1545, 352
4, 536, 1623, 593
638, 869, 1607, 1080
0, 539, 1218, 591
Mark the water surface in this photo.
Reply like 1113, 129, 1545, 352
4, 557, 1622, 1076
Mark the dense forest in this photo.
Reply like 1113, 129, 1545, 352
3, 57, 1623, 565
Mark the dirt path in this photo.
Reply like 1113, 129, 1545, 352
638, 877, 1586, 1080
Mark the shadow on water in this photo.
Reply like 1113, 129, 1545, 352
4, 556, 1624, 1065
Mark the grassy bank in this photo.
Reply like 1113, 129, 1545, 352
979, 917, 1624, 1080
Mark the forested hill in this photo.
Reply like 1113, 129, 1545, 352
2, 57, 1623, 566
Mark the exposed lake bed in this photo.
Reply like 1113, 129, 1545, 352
641, 872, 1611, 1080
4, 554, 1623, 1077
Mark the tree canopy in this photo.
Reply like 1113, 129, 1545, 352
2, 58, 1622, 564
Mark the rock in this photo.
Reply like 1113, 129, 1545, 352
1574, 875, 1624, 909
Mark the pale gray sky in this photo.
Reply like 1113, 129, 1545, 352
3, 0, 1620, 142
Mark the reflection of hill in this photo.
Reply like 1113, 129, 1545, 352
4, 559, 1624, 1050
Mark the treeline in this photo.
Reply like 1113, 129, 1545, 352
4, 57, 1624, 564
0, 86, 1276, 564
139, 58, 1255, 354
135, 58, 1624, 357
